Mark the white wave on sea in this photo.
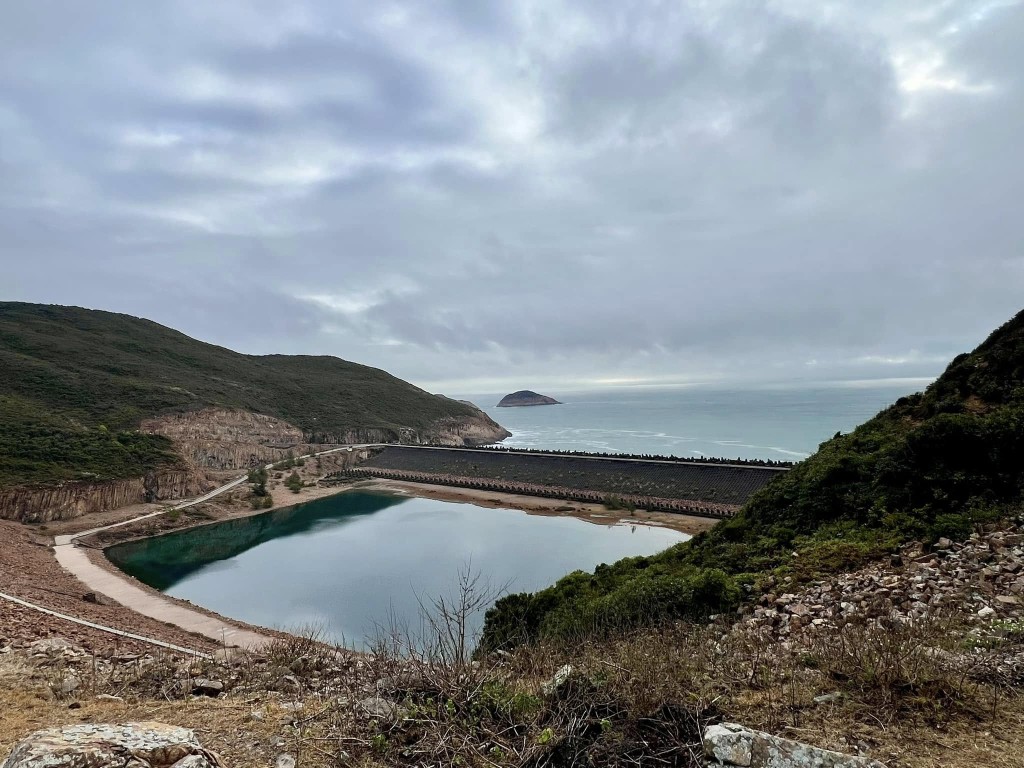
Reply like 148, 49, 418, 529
467, 385, 917, 462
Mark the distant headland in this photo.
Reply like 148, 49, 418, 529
497, 390, 562, 407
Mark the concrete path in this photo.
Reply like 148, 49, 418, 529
52, 545, 268, 649
0, 590, 214, 658
47, 445, 375, 649
51, 470, 271, 648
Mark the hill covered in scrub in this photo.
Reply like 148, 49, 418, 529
0, 302, 508, 487
480, 309, 1024, 650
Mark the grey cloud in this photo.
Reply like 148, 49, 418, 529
1, 0, 1022, 392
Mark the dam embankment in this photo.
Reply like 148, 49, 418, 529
342, 446, 787, 517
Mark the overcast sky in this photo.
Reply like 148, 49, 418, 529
2, 1, 1022, 395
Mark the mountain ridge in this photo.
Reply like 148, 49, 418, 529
0, 302, 510, 487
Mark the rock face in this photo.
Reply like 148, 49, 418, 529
0, 406, 508, 521
1, 722, 223, 768
143, 408, 322, 470
144, 407, 509, 471
0, 470, 211, 523
424, 412, 511, 446
496, 390, 562, 407
704, 723, 887, 768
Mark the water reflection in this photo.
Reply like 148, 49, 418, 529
108, 491, 687, 648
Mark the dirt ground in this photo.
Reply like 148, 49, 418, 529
0, 520, 218, 654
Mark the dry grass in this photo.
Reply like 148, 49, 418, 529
1, 606, 1022, 768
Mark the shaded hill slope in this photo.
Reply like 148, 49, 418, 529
480, 309, 1024, 649
0, 302, 506, 486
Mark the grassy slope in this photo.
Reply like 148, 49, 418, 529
480, 309, 1024, 650
0, 302, 481, 486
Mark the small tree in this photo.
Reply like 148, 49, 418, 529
247, 467, 269, 496
284, 471, 303, 494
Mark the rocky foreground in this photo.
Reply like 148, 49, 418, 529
745, 528, 1024, 652
2, 521, 1022, 767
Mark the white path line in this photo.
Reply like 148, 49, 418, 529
44, 444, 380, 648
0, 591, 212, 659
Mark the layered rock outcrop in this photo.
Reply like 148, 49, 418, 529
143, 409, 316, 470
704, 723, 886, 768
1, 722, 223, 768
143, 407, 509, 471
0, 470, 211, 523
422, 412, 512, 446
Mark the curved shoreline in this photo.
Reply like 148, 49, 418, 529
45, 467, 717, 651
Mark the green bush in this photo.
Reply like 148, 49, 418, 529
480, 308, 1024, 651
284, 471, 303, 493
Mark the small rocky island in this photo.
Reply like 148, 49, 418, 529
496, 390, 562, 407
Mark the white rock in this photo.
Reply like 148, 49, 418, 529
357, 696, 397, 719
1, 722, 223, 767
704, 722, 887, 768
542, 664, 575, 695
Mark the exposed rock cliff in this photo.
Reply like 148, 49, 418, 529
0, 469, 211, 524
142, 410, 316, 470
0, 405, 507, 522
142, 408, 509, 471
424, 408, 511, 446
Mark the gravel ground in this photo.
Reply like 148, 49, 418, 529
0, 520, 218, 654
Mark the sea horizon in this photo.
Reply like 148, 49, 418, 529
453, 381, 926, 462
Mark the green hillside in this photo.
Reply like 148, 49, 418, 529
0, 302, 483, 487
480, 309, 1024, 650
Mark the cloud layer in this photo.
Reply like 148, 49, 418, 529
2, 1, 1022, 393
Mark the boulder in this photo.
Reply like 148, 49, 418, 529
704, 723, 886, 768
542, 664, 575, 696
191, 679, 224, 697
1, 722, 223, 767
357, 696, 397, 719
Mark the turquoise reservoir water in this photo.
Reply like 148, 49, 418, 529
107, 491, 686, 648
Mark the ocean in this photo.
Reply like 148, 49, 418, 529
458, 383, 927, 462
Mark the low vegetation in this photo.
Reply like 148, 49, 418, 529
5, 575, 1020, 768
0, 302, 486, 486
480, 309, 1024, 650
0, 395, 180, 486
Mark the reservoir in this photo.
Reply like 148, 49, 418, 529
107, 490, 688, 648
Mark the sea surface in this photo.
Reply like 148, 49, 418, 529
460, 384, 926, 461
108, 491, 686, 649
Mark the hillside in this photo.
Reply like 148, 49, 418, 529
0, 302, 508, 486
480, 309, 1024, 649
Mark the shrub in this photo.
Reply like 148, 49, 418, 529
284, 471, 303, 493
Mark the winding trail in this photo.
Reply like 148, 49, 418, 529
30, 445, 372, 650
